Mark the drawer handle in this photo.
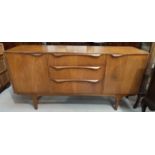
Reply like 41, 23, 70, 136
111, 54, 123, 57
87, 54, 102, 57
52, 53, 102, 57
0, 69, 7, 75
29, 53, 44, 57
51, 79, 100, 83
51, 66, 101, 70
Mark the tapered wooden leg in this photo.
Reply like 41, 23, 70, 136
141, 100, 147, 112
32, 96, 39, 110
133, 94, 141, 109
113, 95, 123, 110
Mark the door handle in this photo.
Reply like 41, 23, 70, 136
29, 53, 44, 57
51, 66, 101, 70
51, 79, 100, 83
0, 69, 7, 75
111, 54, 123, 58
52, 53, 102, 57
87, 54, 102, 57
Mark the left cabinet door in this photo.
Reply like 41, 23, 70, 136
6, 53, 49, 94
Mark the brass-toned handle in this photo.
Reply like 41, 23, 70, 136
51, 79, 100, 83
52, 53, 102, 57
51, 66, 101, 70
30, 53, 44, 57
111, 54, 123, 57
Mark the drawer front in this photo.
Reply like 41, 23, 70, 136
49, 79, 103, 94
48, 54, 106, 66
0, 56, 6, 73
49, 66, 104, 80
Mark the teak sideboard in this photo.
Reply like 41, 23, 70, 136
5, 45, 149, 110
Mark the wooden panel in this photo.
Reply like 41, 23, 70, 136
49, 80, 103, 94
6, 53, 49, 94
49, 66, 104, 80
104, 54, 149, 94
48, 54, 106, 66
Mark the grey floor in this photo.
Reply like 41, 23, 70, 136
0, 86, 144, 112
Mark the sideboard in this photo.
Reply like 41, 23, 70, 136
5, 45, 149, 110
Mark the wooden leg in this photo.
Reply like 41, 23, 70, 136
141, 100, 147, 112
113, 95, 123, 110
32, 96, 40, 110
133, 94, 142, 109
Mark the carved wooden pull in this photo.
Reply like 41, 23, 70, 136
51, 66, 101, 70
52, 53, 64, 57
0, 69, 7, 75
52, 53, 102, 57
30, 53, 44, 57
51, 79, 100, 83
87, 54, 102, 57
111, 54, 123, 57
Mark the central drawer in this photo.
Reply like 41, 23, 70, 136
49, 79, 103, 94
48, 53, 105, 94
48, 54, 106, 66
49, 66, 104, 80
48, 66, 104, 94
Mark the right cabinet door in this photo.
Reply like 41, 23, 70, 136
104, 54, 149, 95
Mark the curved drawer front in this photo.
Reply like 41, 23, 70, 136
48, 54, 106, 66
48, 54, 105, 94
49, 66, 104, 80
49, 79, 103, 94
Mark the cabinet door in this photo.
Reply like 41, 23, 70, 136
104, 54, 149, 95
6, 53, 49, 94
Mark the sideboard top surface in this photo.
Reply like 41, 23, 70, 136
5, 45, 148, 55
